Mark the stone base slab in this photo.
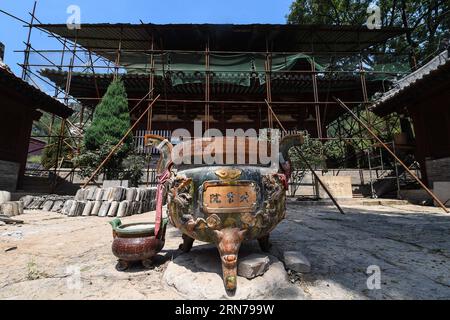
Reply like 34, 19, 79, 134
163, 245, 305, 300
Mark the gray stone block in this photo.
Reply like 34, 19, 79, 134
30, 198, 43, 210
0, 201, 19, 217
102, 188, 112, 201
117, 201, 129, 217
0, 190, 12, 205
112, 187, 125, 201
102, 180, 129, 188
86, 187, 97, 200
69, 201, 85, 217
238, 254, 270, 279
74, 189, 85, 201
125, 188, 136, 202
107, 201, 119, 217
68, 201, 77, 217
17, 201, 24, 215
91, 201, 102, 216
143, 201, 149, 212
62, 200, 73, 215
150, 200, 156, 211
140, 189, 148, 202
433, 181, 450, 207
51, 200, 64, 212
20, 195, 34, 208
42, 200, 54, 212
98, 201, 111, 217
82, 201, 94, 216
94, 188, 104, 201
135, 188, 141, 201
126, 201, 139, 216
283, 251, 311, 273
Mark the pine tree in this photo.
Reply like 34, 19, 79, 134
78, 78, 132, 179
84, 78, 131, 152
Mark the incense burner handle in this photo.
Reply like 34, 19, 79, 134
144, 134, 174, 174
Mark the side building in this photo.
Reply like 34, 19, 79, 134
0, 48, 73, 191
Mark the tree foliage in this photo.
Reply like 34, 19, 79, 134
287, 0, 450, 66
83, 78, 132, 152
41, 136, 73, 169
75, 78, 138, 181
288, 131, 327, 169
38, 114, 75, 169
73, 141, 149, 186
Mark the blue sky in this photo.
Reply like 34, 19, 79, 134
0, 0, 293, 76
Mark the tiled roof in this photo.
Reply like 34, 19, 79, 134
0, 64, 73, 118
372, 50, 450, 115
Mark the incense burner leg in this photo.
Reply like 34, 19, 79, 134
115, 259, 129, 271
179, 233, 195, 253
257, 234, 272, 252
142, 258, 154, 269
213, 228, 247, 292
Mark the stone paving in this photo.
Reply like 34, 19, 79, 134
0, 202, 449, 299
276, 202, 450, 299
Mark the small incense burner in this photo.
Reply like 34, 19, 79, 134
110, 218, 167, 270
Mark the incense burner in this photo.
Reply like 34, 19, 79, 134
146, 134, 303, 292
109, 218, 168, 270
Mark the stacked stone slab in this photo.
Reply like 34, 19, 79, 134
20, 195, 73, 212
1, 191, 24, 217
21, 187, 157, 218
0, 201, 24, 217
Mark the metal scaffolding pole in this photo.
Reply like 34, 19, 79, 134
21, 1, 37, 81
334, 97, 449, 213
311, 56, 323, 138
205, 39, 211, 133
48, 39, 67, 143
146, 36, 155, 187
147, 37, 155, 132
265, 40, 273, 130
114, 28, 123, 79
52, 34, 78, 191
265, 99, 345, 215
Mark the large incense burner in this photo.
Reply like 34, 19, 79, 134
146, 134, 303, 292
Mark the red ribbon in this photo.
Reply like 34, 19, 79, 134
154, 168, 171, 238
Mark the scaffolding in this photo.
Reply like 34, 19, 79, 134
1, 2, 420, 199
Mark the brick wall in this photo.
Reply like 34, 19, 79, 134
0, 160, 20, 191
426, 157, 450, 186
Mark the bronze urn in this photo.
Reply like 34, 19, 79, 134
146, 133, 303, 292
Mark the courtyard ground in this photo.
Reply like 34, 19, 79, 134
0, 201, 449, 300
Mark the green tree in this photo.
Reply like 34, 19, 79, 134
288, 131, 327, 170
287, 0, 450, 67
41, 135, 73, 169
38, 114, 76, 169
76, 78, 133, 180
84, 78, 132, 152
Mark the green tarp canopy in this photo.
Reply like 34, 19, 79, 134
122, 53, 326, 86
